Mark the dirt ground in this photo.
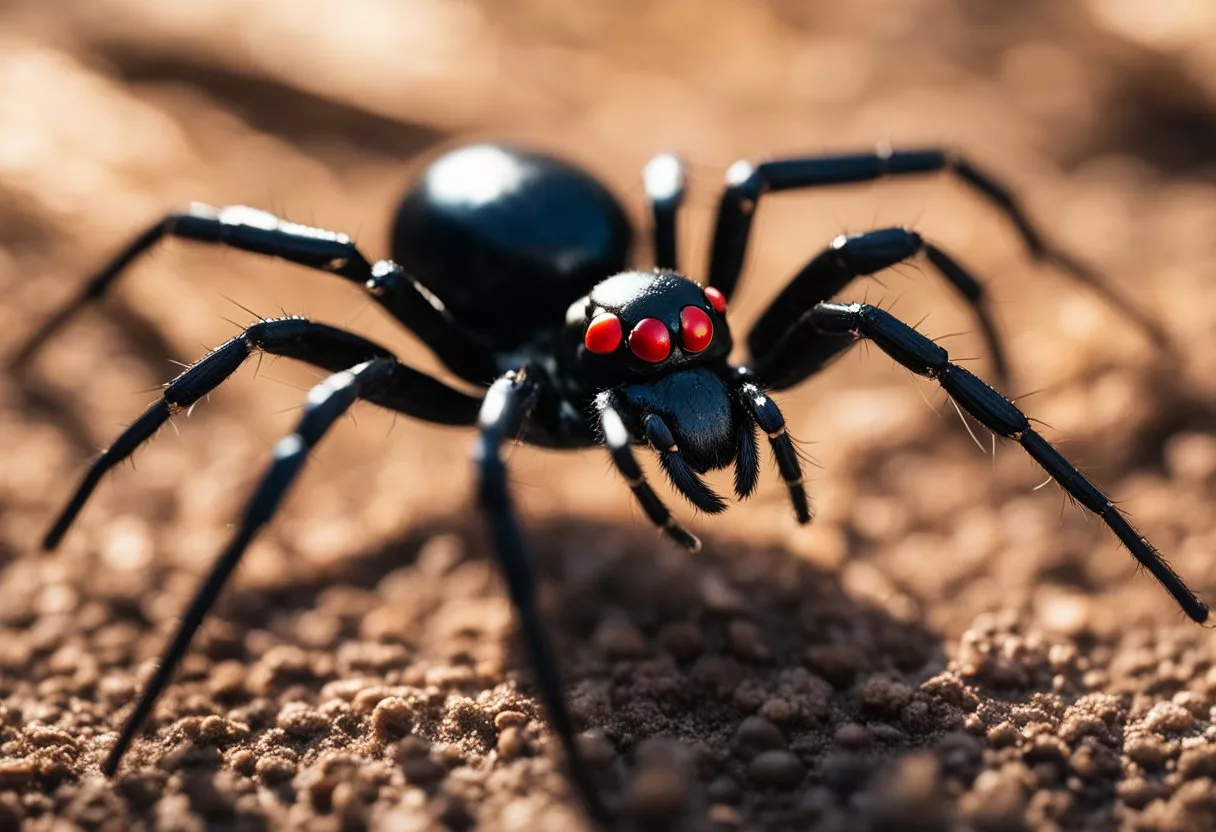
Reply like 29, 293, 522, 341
6, 1, 1216, 829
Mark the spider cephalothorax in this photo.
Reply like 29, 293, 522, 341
13, 141, 1205, 829
570, 270, 733, 381
562, 271, 747, 508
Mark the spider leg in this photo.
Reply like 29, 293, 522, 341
790, 300, 1208, 623
10, 204, 497, 381
473, 369, 611, 827
643, 413, 727, 514
644, 153, 686, 271
707, 147, 1169, 350
731, 397, 761, 500
748, 227, 1011, 388
595, 393, 702, 551
101, 357, 407, 776
42, 317, 480, 549
732, 371, 810, 524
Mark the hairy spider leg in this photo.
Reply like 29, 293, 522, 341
100, 358, 411, 776
643, 413, 728, 514
595, 394, 702, 551
747, 227, 1011, 388
759, 300, 1208, 624
732, 370, 810, 524
730, 395, 762, 500
706, 147, 1169, 351
473, 370, 612, 827
41, 318, 480, 550
9, 204, 498, 382
643, 153, 686, 272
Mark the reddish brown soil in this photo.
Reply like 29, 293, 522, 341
5, 2, 1216, 830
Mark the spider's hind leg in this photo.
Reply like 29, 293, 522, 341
11, 206, 372, 367
10, 204, 498, 381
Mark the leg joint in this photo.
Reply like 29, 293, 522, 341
243, 316, 310, 347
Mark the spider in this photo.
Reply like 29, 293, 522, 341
13, 141, 1207, 827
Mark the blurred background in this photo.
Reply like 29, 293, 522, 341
6, 1, 1216, 829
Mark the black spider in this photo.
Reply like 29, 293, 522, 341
13, 142, 1207, 826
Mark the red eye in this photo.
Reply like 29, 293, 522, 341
704, 286, 727, 315
680, 306, 713, 352
628, 318, 671, 362
584, 312, 622, 354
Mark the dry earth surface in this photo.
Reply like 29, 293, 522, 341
6, 1, 1216, 830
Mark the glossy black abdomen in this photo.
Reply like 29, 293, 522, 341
392, 144, 634, 348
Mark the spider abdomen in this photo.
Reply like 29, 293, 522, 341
391, 144, 633, 348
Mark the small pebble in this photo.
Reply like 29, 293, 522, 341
625, 767, 688, 830
593, 614, 646, 660
494, 710, 529, 730
706, 775, 741, 804
804, 644, 864, 688
657, 621, 704, 660
0, 793, 21, 828
371, 697, 414, 743
698, 573, 748, 615
401, 755, 447, 786
758, 698, 795, 724
861, 676, 914, 716
1142, 702, 1195, 735
351, 686, 393, 715
749, 750, 805, 789
254, 756, 297, 784
959, 768, 1029, 830
0, 760, 33, 789
395, 737, 431, 760
276, 703, 329, 739
1178, 744, 1216, 779
727, 620, 770, 662
435, 794, 475, 832
578, 729, 617, 767
207, 662, 247, 700
708, 803, 743, 826
1117, 775, 1166, 810
228, 749, 256, 777
733, 716, 786, 755
835, 723, 872, 749
863, 754, 949, 830
986, 722, 1019, 748
496, 726, 528, 760
1125, 734, 1171, 768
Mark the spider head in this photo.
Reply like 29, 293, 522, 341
567, 271, 733, 387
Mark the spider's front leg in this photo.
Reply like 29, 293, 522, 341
593, 392, 706, 551
41, 317, 481, 550
731, 370, 811, 524
473, 369, 611, 827
749, 227, 1012, 388
755, 299, 1208, 624
101, 350, 479, 775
